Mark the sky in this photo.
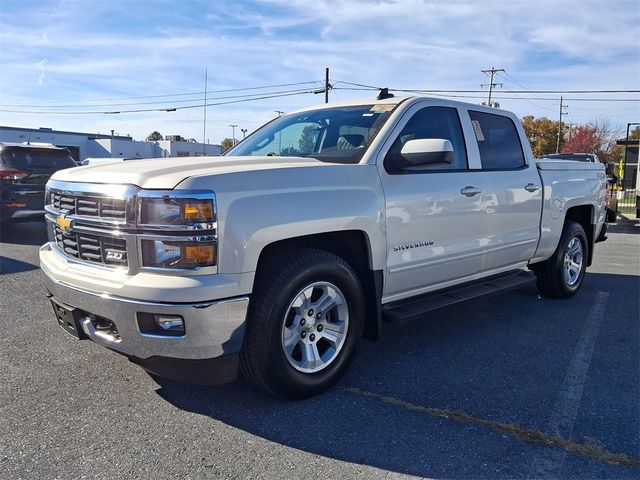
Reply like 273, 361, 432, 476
0, 0, 639, 144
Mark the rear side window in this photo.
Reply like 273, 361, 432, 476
0, 148, 76, 173
469, 111, 526, 169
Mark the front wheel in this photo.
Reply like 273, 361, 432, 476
534, 221, 588, 298
240, 249, 365, 400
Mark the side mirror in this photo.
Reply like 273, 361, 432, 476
392, 139, 454, 170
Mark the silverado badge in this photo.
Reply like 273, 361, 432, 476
56, 214, 73, 233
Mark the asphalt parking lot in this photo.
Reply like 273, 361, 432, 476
1, 218, 638, 479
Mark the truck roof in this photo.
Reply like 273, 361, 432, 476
289, 94, 517, 118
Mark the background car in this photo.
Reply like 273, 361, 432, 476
0, 142, 77, 224
539, 152, 601, 162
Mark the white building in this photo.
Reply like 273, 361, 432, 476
0, 126, 221, 162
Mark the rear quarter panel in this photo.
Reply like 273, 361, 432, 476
532, 160, 606, 263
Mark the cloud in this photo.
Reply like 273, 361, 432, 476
0, 0, 638, 141
36, 59, 48, 85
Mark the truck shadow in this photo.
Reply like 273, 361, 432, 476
152, 271, 639, 478
608, 216, 639, 234
0, 255, 40, 274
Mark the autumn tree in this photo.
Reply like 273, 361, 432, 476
562, 118, 621, 163
561, 125, 598, 154
521, 116, 558, 157
146, 131, 163, 141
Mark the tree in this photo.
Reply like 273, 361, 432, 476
562, 125, 599, 154
562, 118, 621, 163
221, 137, 234, 153
146, 131, 163, 141
521, 116, 558, 157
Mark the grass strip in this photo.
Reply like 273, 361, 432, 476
341, 386, 639, 468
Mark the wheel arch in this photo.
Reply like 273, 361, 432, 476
564, 204, 595, 266
254, 230, 383, 341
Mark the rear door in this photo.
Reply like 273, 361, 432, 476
461, 109, 543, 270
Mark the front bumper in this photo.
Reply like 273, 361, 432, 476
42, 261, 249, 384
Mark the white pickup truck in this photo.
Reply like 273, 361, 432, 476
40, 94, 607, 399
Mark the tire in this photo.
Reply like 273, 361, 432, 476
534, 221, 588, 299
240, 248, 365, 400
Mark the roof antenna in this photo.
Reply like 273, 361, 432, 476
377, 88, 394, 100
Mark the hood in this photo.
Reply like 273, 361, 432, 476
50, 155, 329, 189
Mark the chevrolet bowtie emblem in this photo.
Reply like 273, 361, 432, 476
56, 214, 73, 233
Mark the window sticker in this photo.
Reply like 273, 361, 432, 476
472, 120, 485, 141
370, 104, 396, 112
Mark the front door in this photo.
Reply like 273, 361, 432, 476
378, 104, 488, 301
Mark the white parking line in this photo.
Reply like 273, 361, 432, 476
528, 291, 609, 478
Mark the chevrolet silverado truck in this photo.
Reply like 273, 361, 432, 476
40, 95, 607, 400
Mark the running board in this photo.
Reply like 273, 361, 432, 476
382, 270, 536, 325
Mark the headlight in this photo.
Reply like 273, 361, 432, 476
141, 239, 216, 269
140, 197, 215, 226
137, 191, 217, 271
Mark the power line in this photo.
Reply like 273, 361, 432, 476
496, 72, 557, 112
0, 89, 320, 115
331, 88, 640, 102
333, 81, 640, 94
0, 81, 323, 107
0, 87, 321, 109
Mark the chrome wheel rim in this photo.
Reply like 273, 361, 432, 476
563, 237, 583, 286
281, 281, 349, 374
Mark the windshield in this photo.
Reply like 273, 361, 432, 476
227, 104, 397, 164
1, 147, 77, 172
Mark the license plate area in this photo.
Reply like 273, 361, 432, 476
50, 298, 88, 340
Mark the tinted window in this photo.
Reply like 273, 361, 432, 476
1, 147, 77, 173
469, 111, 526, 169
385, 106, 468, 173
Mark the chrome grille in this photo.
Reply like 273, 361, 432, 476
53, 224, 128, 267
51, 192, 126, 220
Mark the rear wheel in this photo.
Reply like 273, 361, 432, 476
534, 221, 588, 298
240, 249, 365, 400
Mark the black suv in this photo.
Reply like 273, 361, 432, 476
0, 142, 77, 223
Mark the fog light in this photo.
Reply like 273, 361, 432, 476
137, 312, 185, 337
155, 314, 184, 332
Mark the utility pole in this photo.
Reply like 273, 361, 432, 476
241, 128, 247, 139
229, 124, 238, 145
202, 68, 208, 154
556, 96, 568, 153
325, 67, 330, 104
481, 67, 504, 107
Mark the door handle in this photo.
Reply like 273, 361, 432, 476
525, 183, 541, 192
460, 186, 481, 197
